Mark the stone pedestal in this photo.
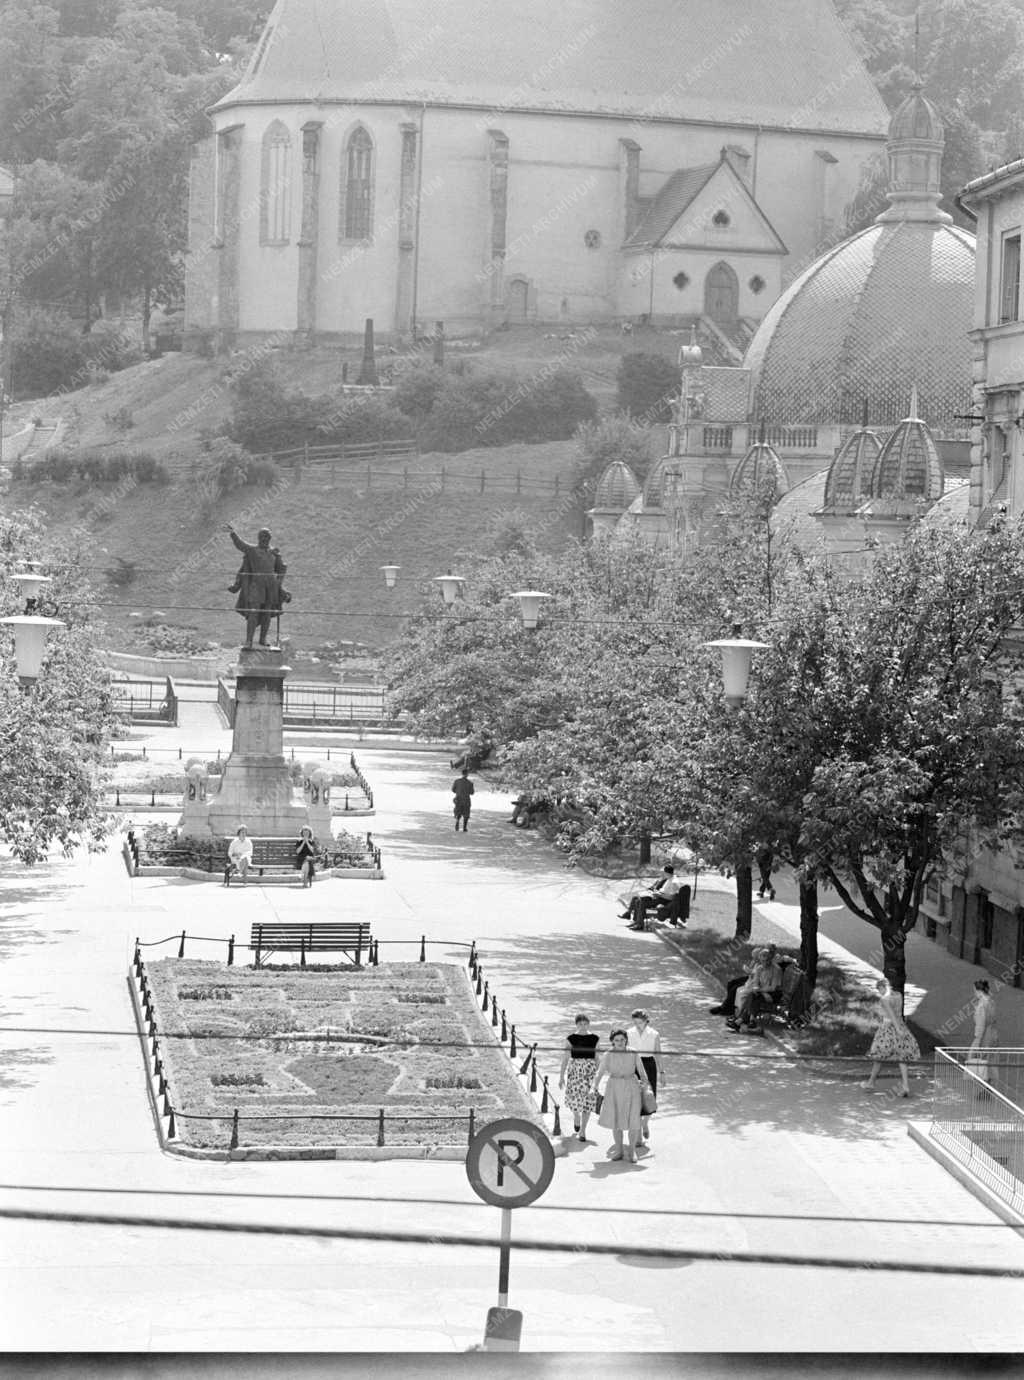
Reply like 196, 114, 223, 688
180, 647, 311, 838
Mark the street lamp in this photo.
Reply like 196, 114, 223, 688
433, 570, 466, 606
380, 564, 400, 589
510, 590, 552, 630
1, 565, 66, 686
704, 623, 768, 707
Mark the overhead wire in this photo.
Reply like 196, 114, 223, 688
0, 1206, 1018, 1277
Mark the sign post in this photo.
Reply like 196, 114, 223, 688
465, 1116, 555, 1352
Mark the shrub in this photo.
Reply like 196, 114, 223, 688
420, 367, 597, 451
19, 448, 168, 485
105, 556, 138, 587
575, 412, 658, 485
86, 325, 144, 374
615, 352, 680, 423
8, 307, 90, 397
393, 361, 446, 420
311, 393, 410, 446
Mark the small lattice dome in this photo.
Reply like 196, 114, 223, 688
889, 83, 943, 143
868, 394, 943, 500
593, 459, 642, 511
643, 456, 672, 509
729, 437, 790, 498
823, 425, 882, 508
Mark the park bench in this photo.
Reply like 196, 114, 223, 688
250, 921, 372, 967
225, 838, 301, 884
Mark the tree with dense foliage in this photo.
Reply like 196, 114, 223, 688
615, 353, 680, 424
0, 507, 116, 863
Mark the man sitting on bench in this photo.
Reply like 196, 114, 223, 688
623, 866, 683, 930
225, 826, 252, 887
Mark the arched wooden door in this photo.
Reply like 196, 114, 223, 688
507, 278, 529, 321
704, 261, 739, 326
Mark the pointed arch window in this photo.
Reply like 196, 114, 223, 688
260, 120, 291, 245
341, 126, 374, 241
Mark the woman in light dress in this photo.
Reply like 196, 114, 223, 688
968, 979, 998, 1083
627, 1009, 664, 1146
861, 978, 920, 1097
591, 1029, 652, 1163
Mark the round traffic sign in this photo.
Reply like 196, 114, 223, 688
465, 1117, 555, 1208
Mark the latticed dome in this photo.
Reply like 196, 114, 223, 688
868, 391, 943, 500
823, 424, 882, 508
729, 436, 790, 498
593, 459, 641, 511
743, 80, 973, 430
643, 456, 672, 509
889, 83, 943, 143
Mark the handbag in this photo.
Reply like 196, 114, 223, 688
594, 1090, 604, 1114
641, 1086, 657, 1115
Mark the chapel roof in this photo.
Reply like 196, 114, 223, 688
625, 155, 787, 252
216, 0, 889, 133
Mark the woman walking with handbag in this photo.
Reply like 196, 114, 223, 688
861, 979, 919, 1097
591, 1029, 651, 1163
627, 1009, 664, 1145
558, 1014, 600, 1141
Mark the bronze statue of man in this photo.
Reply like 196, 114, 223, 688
226, 524, 290, 647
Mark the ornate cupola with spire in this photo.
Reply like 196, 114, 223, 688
875, 81, 951, 225
821, 400, 882, 511
868, 385, 944, 502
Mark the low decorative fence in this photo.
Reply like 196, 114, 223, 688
929, 1047, 1024, 1216
124, 828, 382, 876
110, 676, 178, 726
128, 936, 565, 1153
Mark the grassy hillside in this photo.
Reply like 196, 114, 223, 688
3, 321, 694, 656
11, 441, 586, 653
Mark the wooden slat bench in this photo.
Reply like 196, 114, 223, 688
250, 921, 371, 967
225, 838, 304, 883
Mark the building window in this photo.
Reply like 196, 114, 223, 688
584, 229, 601, 249
341, 126, 374, 241
979, 893, 994, 951
712, 209, 731, 227
259, 120, 291, 245
999, 232, 1021, 323
673, 271, 690, 290
749, 274, 766, 294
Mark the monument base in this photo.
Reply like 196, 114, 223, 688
179, 646, 331, 840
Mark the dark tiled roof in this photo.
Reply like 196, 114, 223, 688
744, 220, 975, 429
624, 165, 718, 248
219, 0, 889, 132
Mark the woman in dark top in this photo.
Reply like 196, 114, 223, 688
295, 826, 318, 887
558, 1013, 600, 1141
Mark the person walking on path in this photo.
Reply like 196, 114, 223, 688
861, 978, 920, 1097
968, 979, 999, 1083
558, 1014, 600, 1141
452, 768, 474, 832
627, 1009, 664, 1145
295, 826, 318, 887
225, 826, 252, 886
591, 1029, 651, 1163
755, 846, 776, 900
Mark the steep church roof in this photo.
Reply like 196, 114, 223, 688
743, 81, 974, 430
625, 155, 787, 253
218, 0, 889, 133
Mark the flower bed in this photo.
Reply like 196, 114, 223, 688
145, 960, 539, 1152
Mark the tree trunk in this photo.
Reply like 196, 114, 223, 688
881, 923, 907, 1015
798, 879, 819, 989
141, 279, 152, 357
734, 863, 752, 940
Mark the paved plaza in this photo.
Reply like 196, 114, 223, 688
1, 709, 1023, 1352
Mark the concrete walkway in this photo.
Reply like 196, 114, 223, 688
1, 735, 1023, 1352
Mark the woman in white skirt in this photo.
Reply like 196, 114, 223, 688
968, 979, 998, 1083
861, 979, 920, 1097
591, 1029, 651, 1163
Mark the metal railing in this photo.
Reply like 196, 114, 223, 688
929, 1047, 1024, 1215
110, 675, 178, 726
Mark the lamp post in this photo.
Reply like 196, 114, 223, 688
1, 565, 66, 686
509, 591, 552, 630
704, 622, 768, 938
433, 570, 466, 606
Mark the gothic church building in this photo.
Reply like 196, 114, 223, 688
185, 0, 889, 344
